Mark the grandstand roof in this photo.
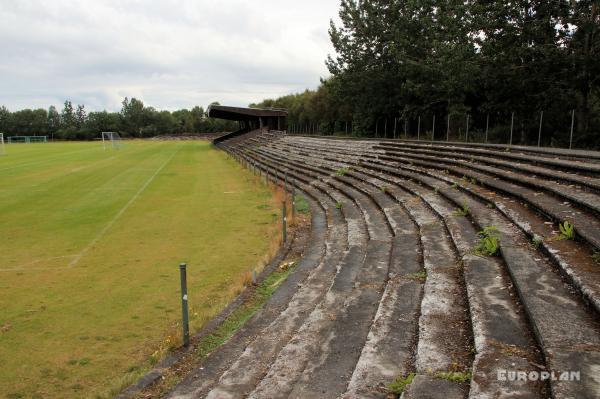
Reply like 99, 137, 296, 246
207, 105, 287, 121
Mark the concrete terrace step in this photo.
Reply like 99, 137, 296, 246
274, 138, 597, 393
164, 131, 600, 399
266, 140, 600, 317
264, 142, 546, 397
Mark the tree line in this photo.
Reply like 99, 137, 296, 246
252, 0, 600, 148
0, 98, 237, 140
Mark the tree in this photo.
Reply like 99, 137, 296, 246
120, 97, 146, 136
47, 106, 60, 139
75, 104, 86, 129
61, 100, 75, 130
0, 106, 10, 133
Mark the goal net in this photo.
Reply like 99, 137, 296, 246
102, 132, 122, 150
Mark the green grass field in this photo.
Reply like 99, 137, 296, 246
0, 140, 280, 398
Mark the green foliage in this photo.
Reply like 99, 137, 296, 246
435, 370, 472, 383
559, 221, 575, 240
407, 271, 427, 281
335, 201, 343, 209
294, 195, 310, 214
336, 167, 350, 176
388, 373, 415, 395
531, 235, 544, 249
474, 226, 500, 256
257, 0, 600, 147
453, 202, 470, 217
592, 251, 600, 265
1, 97, 237, 140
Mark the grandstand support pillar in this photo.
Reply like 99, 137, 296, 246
417, 116, 421, 140
179, 263, 190, 347
485, 113, 489, 143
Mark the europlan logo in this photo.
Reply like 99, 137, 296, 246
497, 369, 581, 382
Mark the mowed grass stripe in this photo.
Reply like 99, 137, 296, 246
0, 142, 104, 173
0, 141, 279, 399
0, 142, 177, 269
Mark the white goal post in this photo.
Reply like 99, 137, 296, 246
102, 132, 122, 150
0, 133, 5, 156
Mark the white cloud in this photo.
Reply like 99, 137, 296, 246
0, 0, 340, 111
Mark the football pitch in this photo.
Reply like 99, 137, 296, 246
0, 140, 280, 398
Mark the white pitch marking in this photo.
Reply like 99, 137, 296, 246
67, 147, 181, 268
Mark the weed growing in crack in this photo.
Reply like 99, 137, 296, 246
559, 221, 575, 240
474, 226, 500, 256
407, 271, 427, 281
451, 182, 460, 189
336, 167, 350, 176
335, 201, 343, 210
388, 373, 415, 395
470, 177, 477, 185
453, 202, 470, 217
531, 235, 544, 249
592, 250, 600, 265
435, 370, 472, 383
380, 186, 389, 194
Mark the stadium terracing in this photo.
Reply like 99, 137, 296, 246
166, 107, 600, 398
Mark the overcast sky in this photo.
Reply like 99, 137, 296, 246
0, 0, 340, 112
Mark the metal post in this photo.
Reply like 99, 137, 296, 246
432, 115, 436, 141
179, 263, 190, 347
466, 114, 470, 143
284, 170, 288, 192
393, 117, 397, 139
569, 109, 575, 149
509, 112, 514, 146
537, 110, 543, 147
417, 116, 421, 140
384, 118, 388, 138
291, 186, 296, 220
447, 114, 450, 141
404, 119, 408, 138
282, 201, 287, 245
375, 119, 378, 138
485, 113, 489, 143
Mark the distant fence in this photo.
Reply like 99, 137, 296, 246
287, 109, 600, 151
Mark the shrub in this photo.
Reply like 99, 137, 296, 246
388, 373, 415, 395
559, 221, 575, 240
474, 226, 500, 256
